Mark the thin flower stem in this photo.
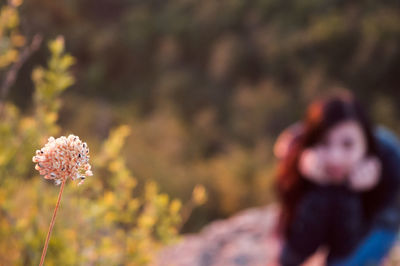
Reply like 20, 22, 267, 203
39, 178, 66, 266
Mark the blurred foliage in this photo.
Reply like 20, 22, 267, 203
2, 0, 400, 250
0, 0, 25, 68
0, 2, 206, 265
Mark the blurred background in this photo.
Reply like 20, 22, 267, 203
1, 0, 400, 265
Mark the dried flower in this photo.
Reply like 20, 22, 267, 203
34, 134, 93, 266
33, 134, 92, 185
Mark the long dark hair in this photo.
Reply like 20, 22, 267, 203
276, 90, 380, 236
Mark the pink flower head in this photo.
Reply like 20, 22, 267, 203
33, 134, 93, 185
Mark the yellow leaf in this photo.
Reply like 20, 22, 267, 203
169, 199, 182, 214
192, 184, 208, 206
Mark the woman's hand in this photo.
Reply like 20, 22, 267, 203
299, 148, 382, 190
348, 156, 381, 191
299, 148, 329, 185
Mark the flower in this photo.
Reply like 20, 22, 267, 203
33, 134, 92, 185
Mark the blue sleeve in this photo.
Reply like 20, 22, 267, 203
328, 228, 398, 266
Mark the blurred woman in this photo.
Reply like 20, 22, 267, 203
274, 90, 400, 265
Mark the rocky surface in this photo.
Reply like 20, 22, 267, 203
156, 205, 326, 266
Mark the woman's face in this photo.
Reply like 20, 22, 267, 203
316, 120, 367, 183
